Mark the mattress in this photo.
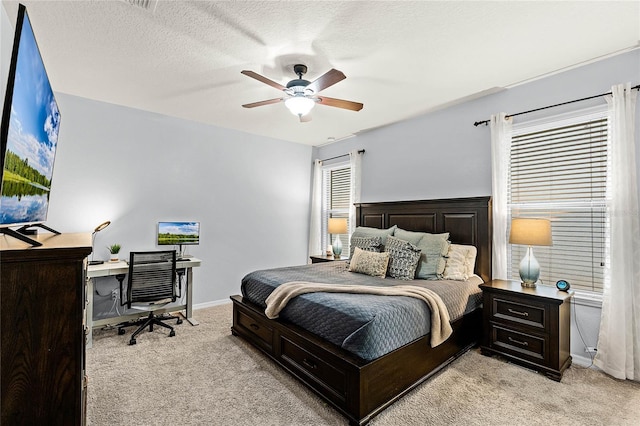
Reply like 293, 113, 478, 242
241, 261, 483, 361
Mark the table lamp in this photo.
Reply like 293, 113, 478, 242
89, 220, 111, 265
328, 218, 348, 258
509, 218, 552, 288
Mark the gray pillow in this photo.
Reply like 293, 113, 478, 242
384, 235, 422, 280
349, 236, 383, 259
394, 228, 450, 279
351, 225, 397, 247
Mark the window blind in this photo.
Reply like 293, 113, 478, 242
509, 114, 608, 293
321, 164, 351, 256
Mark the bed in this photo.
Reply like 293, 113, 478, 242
230, 196, 492, 425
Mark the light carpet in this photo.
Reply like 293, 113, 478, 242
87, 303, 640, 425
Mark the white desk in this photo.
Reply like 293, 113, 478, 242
86, 257, 201, 348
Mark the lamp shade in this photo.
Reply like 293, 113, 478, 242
285, 96, 315, 116
509, 218, 552, 246
328, 218, 348, 234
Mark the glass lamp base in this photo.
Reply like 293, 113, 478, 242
519, 246, 540, 288
332, 235, 343, 257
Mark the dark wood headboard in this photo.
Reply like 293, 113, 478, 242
355, 196, 492, 282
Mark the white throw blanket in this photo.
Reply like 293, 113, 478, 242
264, 281, 453, 347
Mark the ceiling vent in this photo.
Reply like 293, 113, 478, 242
121, 0, 158, 12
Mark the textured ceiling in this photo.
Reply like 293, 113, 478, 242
3, 1, 639, 146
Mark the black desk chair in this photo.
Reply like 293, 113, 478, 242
116, 250, 182, 345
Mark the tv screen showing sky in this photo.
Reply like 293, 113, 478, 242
1, 10, 60, 225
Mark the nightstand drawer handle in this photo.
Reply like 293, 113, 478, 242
249, 323, 260, 331
508, 308, 529, 317
508, 336, 529, 346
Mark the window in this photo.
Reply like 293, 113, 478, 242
508, 107, 609, 293
321, 162, 351, 256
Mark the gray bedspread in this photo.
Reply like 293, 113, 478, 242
241, 261, 483, 361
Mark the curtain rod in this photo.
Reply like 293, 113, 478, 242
319, 149, 365, 162
473, 84, 640, 127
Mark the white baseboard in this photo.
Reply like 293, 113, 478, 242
193, 299, 231, 310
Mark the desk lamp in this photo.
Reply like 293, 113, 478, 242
509, 218, 552, 288
328, 218, 348, 258
89, 221, 111, 265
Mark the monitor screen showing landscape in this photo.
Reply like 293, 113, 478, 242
157, 221, 200, 245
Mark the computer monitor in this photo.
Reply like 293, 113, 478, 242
157, 221, 199, 258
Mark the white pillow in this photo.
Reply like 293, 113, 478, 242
443, 244, 477, 281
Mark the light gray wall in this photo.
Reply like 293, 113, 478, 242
315, 49, 640, 364
315, 49, 640, 202
51, 94, 312, 316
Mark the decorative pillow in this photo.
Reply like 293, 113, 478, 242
348, 247, 390, 278
394, 228, 450, 279
350, 225, 397, 247
442, 244, 478, 280
384, 235, 422, 280
349, 236, 383, 259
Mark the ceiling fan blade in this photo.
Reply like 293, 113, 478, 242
242, 98, 284, 108
299, 114, 312, 123
306, 69, 346, 93
317, 96, 363, 111
241, 70, 286, 91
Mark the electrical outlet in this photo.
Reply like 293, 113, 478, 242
585, 346, 597, 353
111, 289, 119, 301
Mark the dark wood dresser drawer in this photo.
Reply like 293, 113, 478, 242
492, 296, 547, 331
235, 308, 274, 352
279, 336, 347, 404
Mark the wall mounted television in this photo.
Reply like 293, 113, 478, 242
157, 221, 200, 258
0, 4, 61, 246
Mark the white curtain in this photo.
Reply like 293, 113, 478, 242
595, 83, 640, 380
308, 159, 323, 260
490, 113, 512, 279
348, 149, 362, 236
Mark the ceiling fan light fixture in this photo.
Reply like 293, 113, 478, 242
285, 96, 315, 117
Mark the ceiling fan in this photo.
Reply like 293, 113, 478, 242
241, 64, 363, 122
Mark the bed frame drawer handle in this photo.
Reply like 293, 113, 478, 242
302, 358, 318, 369
508, 308, 529, 317
508, 336, 529, 346
249, 323, 260, 331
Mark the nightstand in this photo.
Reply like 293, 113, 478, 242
479, 279, 573, 381
310, 254, 348, 264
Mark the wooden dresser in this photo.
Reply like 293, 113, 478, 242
480, 279, 573, 381
1, 232, 91, 425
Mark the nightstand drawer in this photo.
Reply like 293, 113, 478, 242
490, 324, 547, 364
492, 297, 547, 331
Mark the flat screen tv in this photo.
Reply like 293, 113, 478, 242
0, 4, 60, 246
157, 221, 200, 257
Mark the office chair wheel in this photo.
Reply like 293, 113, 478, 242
129, 338, 136, 345
169, 330, 176, 337
118, 328, 126, 335
176, 318, 183, 325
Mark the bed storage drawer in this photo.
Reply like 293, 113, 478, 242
279, 336, 347, 404
234, 306, 274, 352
